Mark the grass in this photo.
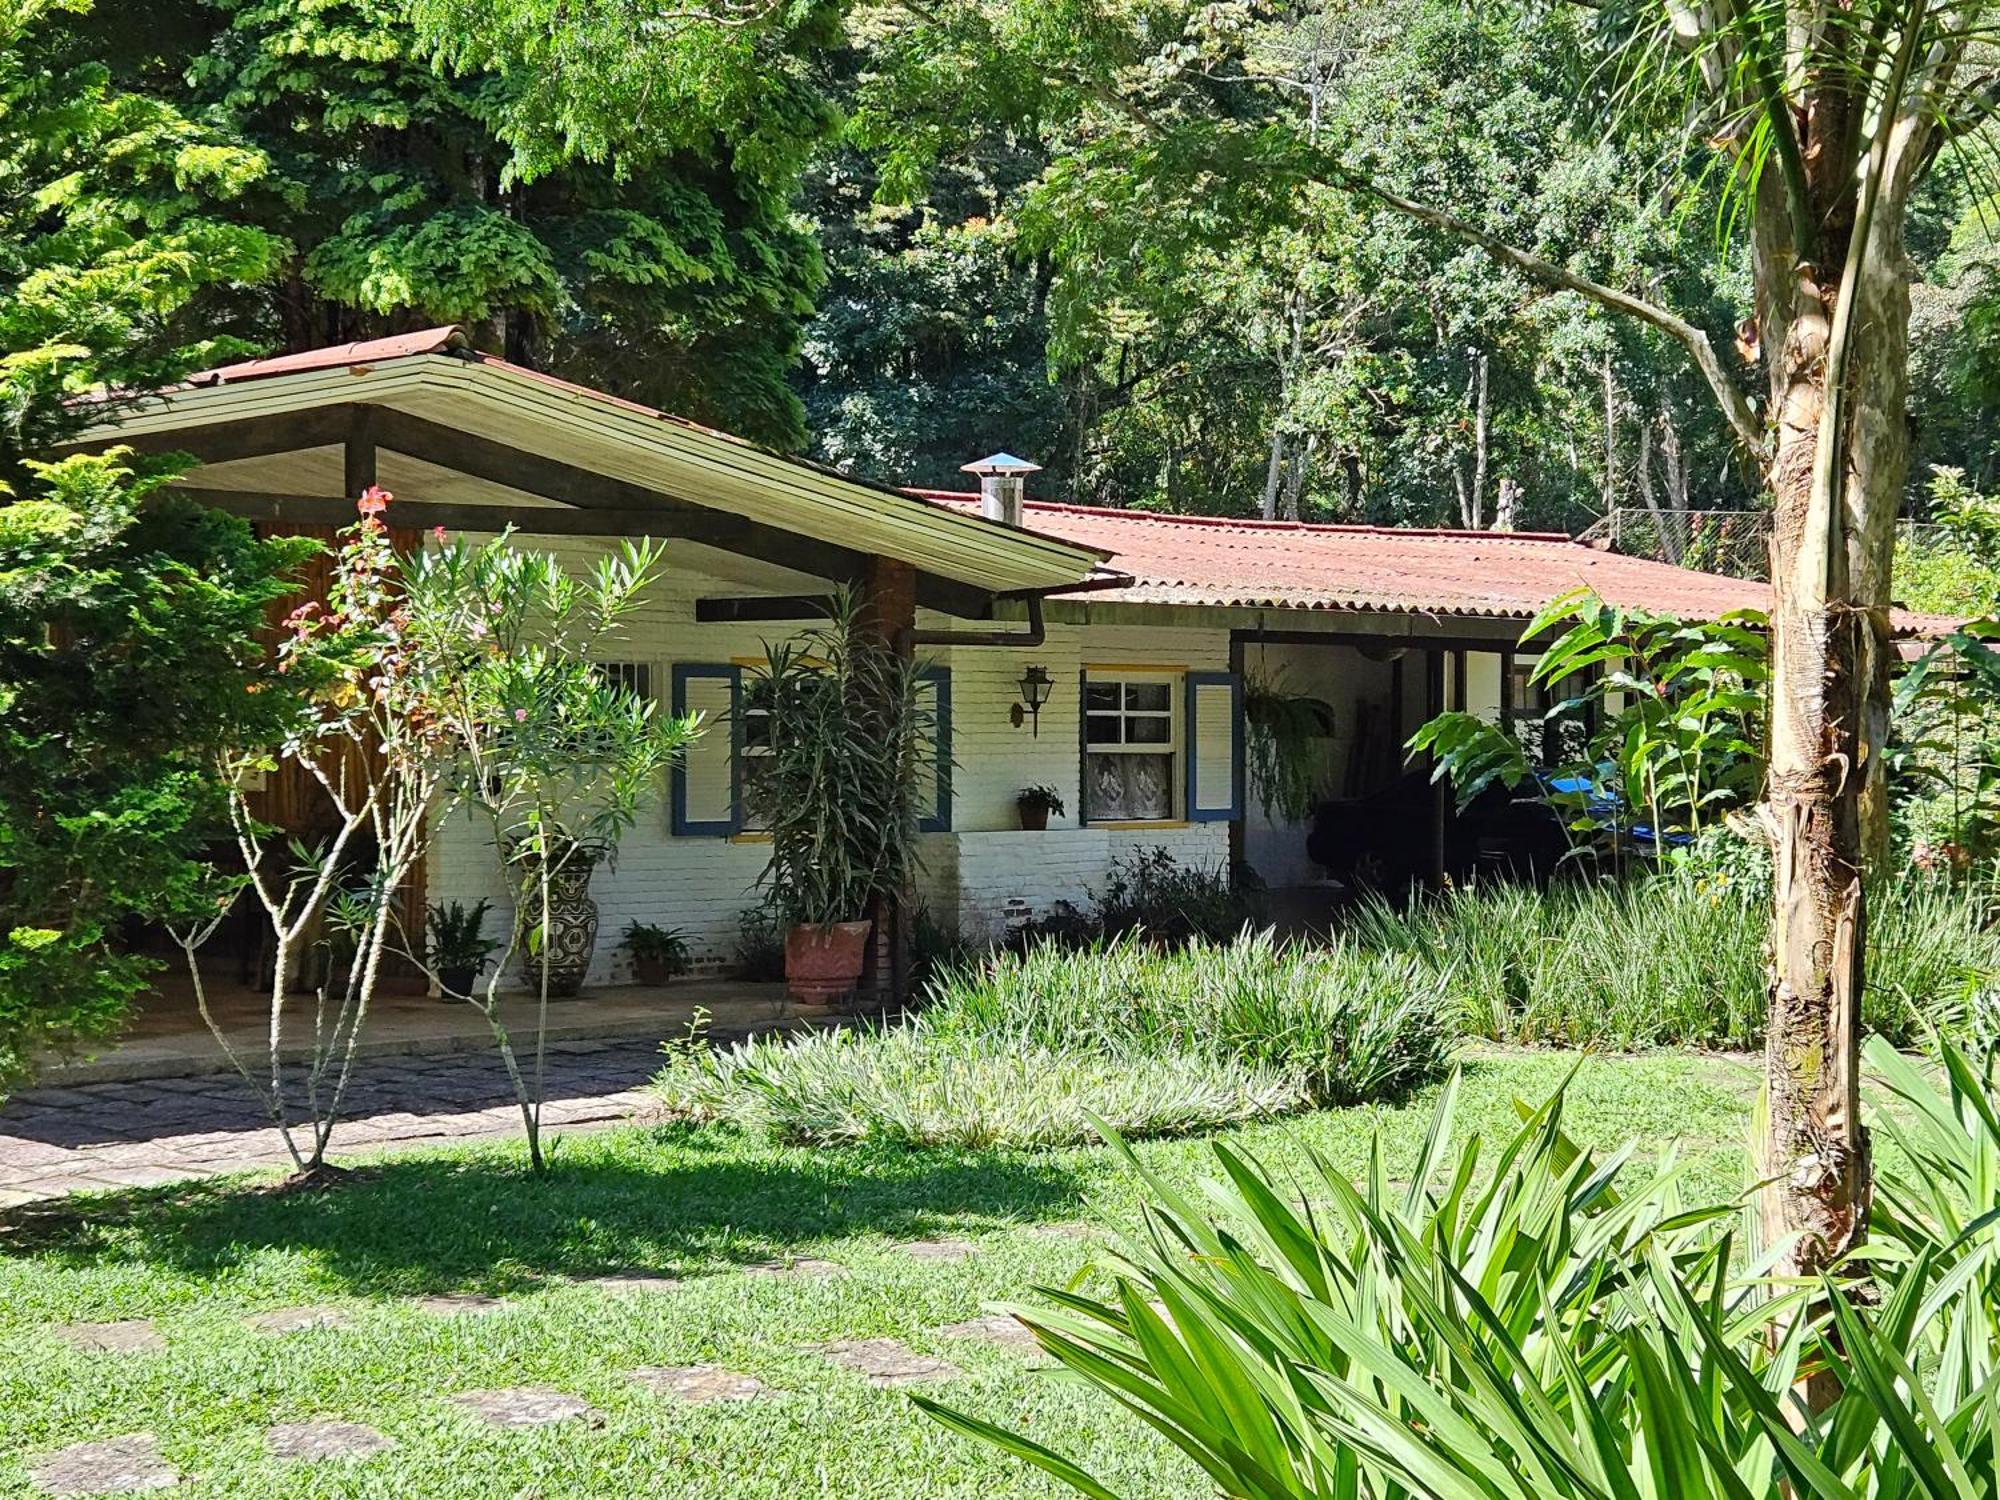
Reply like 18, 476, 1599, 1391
656, 932, 1455, 1148
0, 1049, 1760, 1499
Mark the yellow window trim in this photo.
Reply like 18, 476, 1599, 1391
728, 831, 772, 845
1089, 819, 1193, 831
1083, 663, 1189, 675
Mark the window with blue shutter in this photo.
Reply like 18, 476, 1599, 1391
1185, 670, 1243, 823
670, 664, 741, 836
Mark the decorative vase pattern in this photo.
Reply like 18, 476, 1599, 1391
518, 866, 598, 998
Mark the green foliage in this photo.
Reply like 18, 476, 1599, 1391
1243, 675, 1339, 823
1348, 864, 1999, 1050
656, 929, 1457, 1147
620, 920, 691, 973
46, 0, 833, 448
1093, 846, 1264, 947
0, 452, 311, 1092
746, 590, 933, 928
425, 899, 499, 974
1414, 589, 1768, 849
1892, 612, 2000, 863
924, 1045, 2000, 1500
0, 0, 283, 470
654, 1026, 1306, 1150
1407, 710, 1534, 810
1896, 468, 2000, 615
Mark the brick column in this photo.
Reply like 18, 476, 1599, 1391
855, 556, 916, 1010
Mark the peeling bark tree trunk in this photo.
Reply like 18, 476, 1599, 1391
1751, 115, 1916, 1293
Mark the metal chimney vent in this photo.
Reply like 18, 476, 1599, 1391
960, 452, 1042, 527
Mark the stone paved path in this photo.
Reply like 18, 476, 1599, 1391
0, 1038, 669, 1206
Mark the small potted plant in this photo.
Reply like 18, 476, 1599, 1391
621, 921, 691, 985
427, 898, 499, 999
1016, 784, 1065, 831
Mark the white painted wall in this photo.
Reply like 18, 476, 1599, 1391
426, 540, 1231, 988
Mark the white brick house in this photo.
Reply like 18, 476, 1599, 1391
76, 326, 1818, 998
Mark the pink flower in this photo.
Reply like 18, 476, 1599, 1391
513, 707, 528, 722
433, 525, 447, 542
356, 485, 392, 517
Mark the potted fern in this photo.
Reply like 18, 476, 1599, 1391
748, 591, 932, 1006
621, 921, 691, 985
426, 899, 499, 1000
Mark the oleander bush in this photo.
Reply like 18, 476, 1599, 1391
653, 930, 1456, 1147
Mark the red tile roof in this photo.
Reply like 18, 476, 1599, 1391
914, 491, 1950, 636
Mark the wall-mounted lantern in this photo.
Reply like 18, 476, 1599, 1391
1011, 664, 1053, 736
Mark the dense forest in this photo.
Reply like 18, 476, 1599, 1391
10, 0, 1998, 530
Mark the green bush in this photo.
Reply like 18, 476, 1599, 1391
1350, 867, 2000, 1050
654, 1027, 1306, 1148
653, 931, 1456, 1147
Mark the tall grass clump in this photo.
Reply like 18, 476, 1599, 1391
1351, 867, 2000, 1050
653, 930, 1455, 1148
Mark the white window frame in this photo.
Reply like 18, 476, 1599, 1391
1082, 668, 1184, 824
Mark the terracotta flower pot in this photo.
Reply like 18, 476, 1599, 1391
439, 965, 480, 1001
1017, 802, 1050, 831
632, 954, 675, 986
784, 920, 873, 1005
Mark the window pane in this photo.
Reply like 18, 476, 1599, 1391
1125, 682, 1172, 712
1126, 754, 1173, 819
1085, 682, 1120, 711
1084, 714, 1123, 745
1085, 754, 1127, 819
1127, 714, 1171, 745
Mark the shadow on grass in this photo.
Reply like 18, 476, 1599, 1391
0, 1122, 1089, 1295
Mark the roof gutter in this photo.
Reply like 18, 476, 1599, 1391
902, 570, 1133, 651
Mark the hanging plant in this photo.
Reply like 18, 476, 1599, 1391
1243, 674, 1339, 823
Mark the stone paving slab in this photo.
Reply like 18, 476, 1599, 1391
246, 1305, 353, 1335
412, 1293, 508, 1318
627, 1365, 769, 1404
939, 1313, 1046, 1357
266, 1420, 393, 1461
810, 1338, 959, 1388
742, 1257, 846, 1279
892, 1237, 979, 1263
27, 1434, 179, 1495
51, 1321, 165, 1354
452, 1387, 603, 1429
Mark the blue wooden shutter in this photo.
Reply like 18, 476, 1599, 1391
670, 664, 741, 836
916, 666, 953, 833
1185, 670, 1243, 823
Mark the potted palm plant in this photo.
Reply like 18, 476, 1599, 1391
426, 899, 500, 999
749, 592, 932, 1007
620, 921, 691, 985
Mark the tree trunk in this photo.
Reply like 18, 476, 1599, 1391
1469, 350, 1489, 529
1601, 352, 1620, 513
1261, 429, 1285, 520
1752, 148, 1913, 1295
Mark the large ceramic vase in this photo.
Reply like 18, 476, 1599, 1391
783, 920, 873, 1006
519, 865, 599, 999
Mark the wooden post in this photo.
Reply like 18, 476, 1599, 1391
856, 555, 917, 1010
344, 409, 377, 501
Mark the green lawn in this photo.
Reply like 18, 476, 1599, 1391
0, 1049, 1761, 1499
